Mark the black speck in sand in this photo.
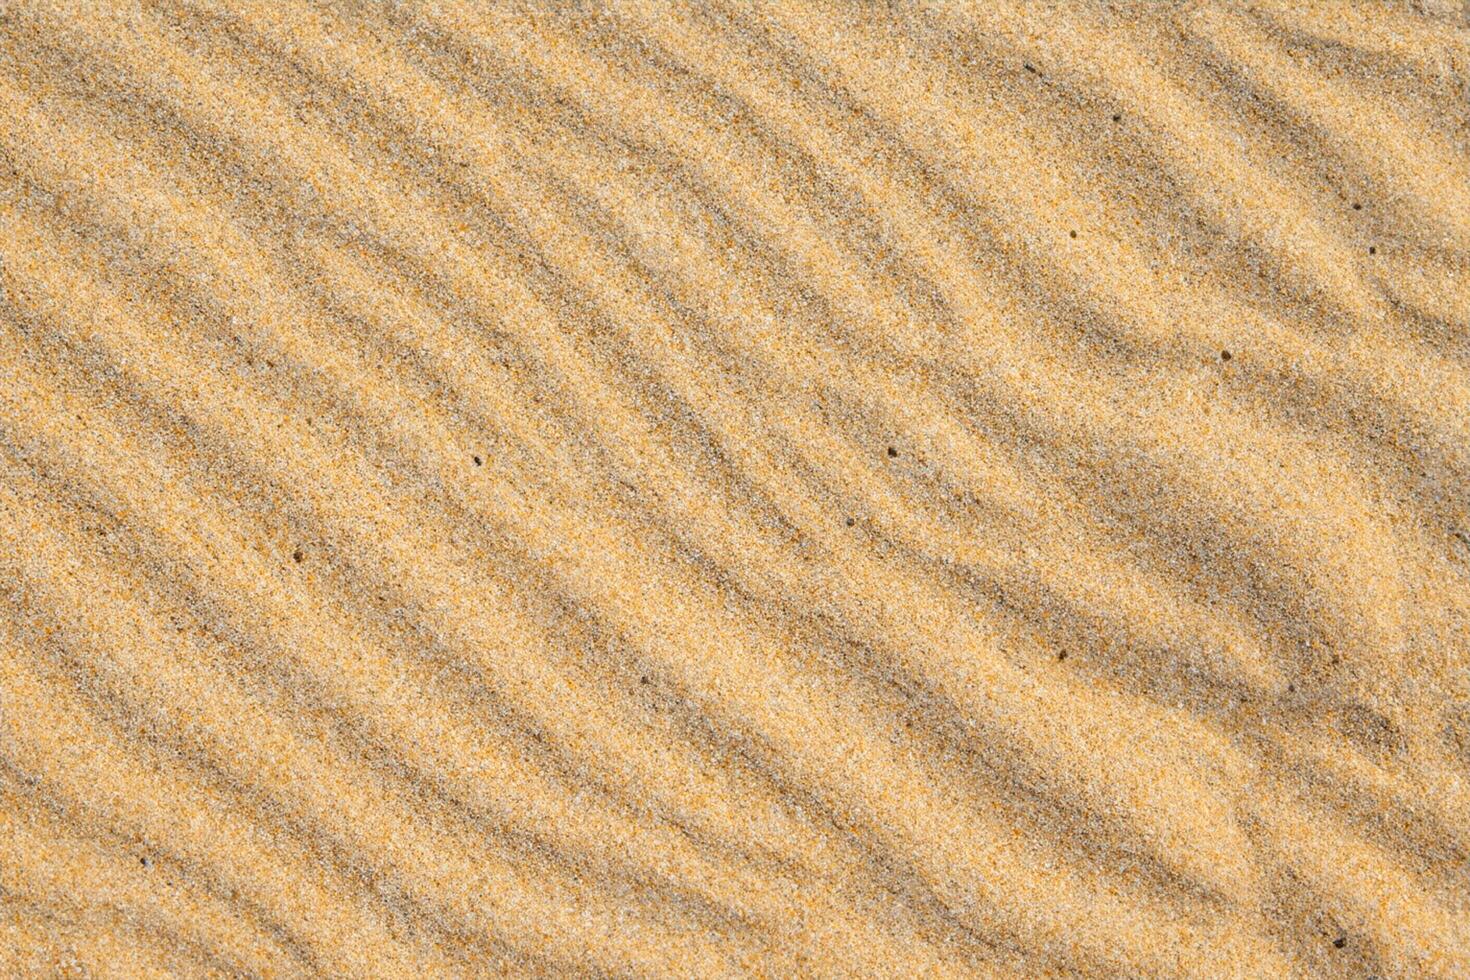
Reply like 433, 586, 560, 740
1069, 230, 1077, 239
473, 455, 483, 466
293, 549, 304, 563
1352, 202, 1362, 210
1368, 246, 1377, 255
1111, 113, 1121, 122
887, 446, 898, 458
845, 517, 855, 527
1220, 350, 1232, 362
1333, 937, 1347, 950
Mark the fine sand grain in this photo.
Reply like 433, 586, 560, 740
2, 1, 1469, 976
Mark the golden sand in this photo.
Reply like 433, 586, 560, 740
1, 0, 1468, 975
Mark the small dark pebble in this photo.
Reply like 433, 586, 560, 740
1352, 202, 1362, 210
473, 455, 482, 466
140, 856, 150, 867
1333, 937, 1346, 950
1220, 350, 1232, 361
887, 446, 898, 458
292, 549, 304, 563
1368, 246, 1376, 255
845, 517, 855, 527
1111, 113, 1121, 122
640, 675, 650, 685
1057, 650, 1068, 661
1069, 230, 1077, 239
1023, 63, 1038, 74
1287, 682, 1295, 693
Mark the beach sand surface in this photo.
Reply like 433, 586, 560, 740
1, 1, 1468, 976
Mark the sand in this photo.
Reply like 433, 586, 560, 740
1, 0, 1468, 976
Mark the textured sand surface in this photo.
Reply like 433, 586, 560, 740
2, 1, 1469, 976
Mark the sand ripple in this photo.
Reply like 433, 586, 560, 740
2, 1, 1468, 975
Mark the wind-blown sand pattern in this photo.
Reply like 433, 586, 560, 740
1, 0, 1468, 976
